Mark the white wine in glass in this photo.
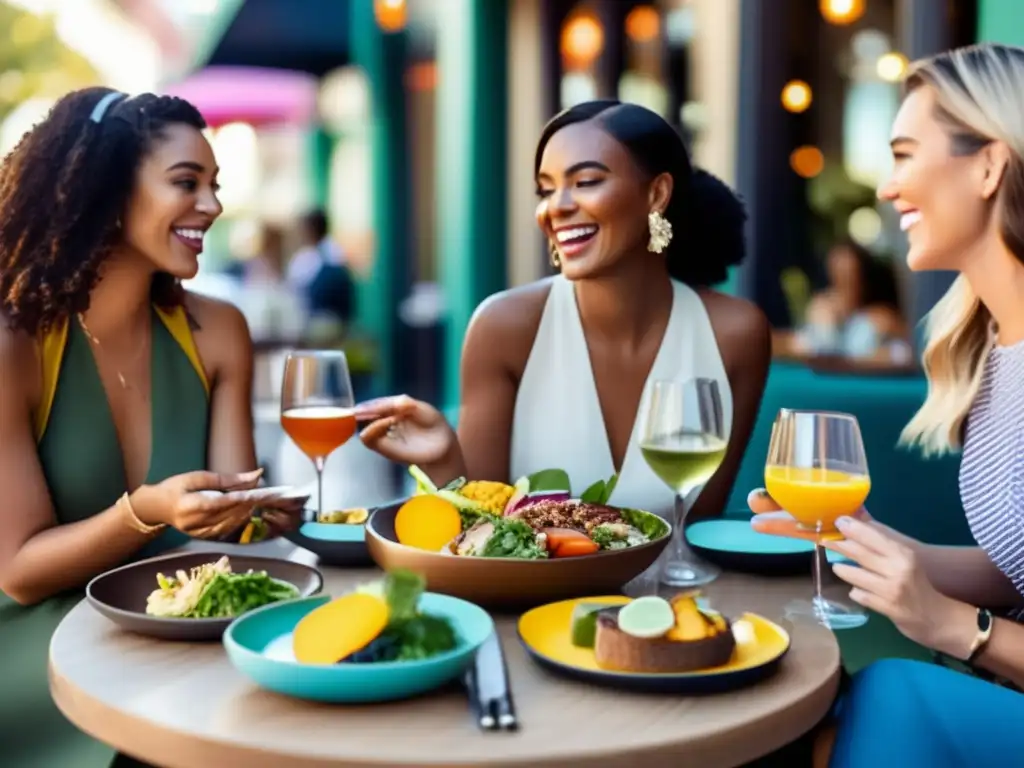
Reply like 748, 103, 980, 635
280, 351, 356, 521
639, 378, 728, 587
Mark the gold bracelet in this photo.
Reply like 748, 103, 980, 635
119, 492, 166, 535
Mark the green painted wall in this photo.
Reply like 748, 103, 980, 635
978, 0, 1024, 47
436, 0, 509, 408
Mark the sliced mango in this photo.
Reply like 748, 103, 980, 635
293, 593, 389, 665
666, 594, 713, 641
395, 495, 463, 551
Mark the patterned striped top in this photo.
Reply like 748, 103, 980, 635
959, 338, 1024, 620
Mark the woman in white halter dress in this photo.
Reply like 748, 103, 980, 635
356, 101, 771, 560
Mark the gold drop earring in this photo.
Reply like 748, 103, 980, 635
647, 210, 673, 254
549, 242, 561, 269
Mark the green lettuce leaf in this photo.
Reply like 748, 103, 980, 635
526, 468, 571, 494
618, 508, 671, 540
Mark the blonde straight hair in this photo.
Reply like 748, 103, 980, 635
900, 44, 1024, 456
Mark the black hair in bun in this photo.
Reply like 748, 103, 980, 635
534, 100, 747, 287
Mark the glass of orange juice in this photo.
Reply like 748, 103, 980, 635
765, 409, 870, 629
280, 351, 356, 521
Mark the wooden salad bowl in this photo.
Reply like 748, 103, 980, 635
365, 500, 671, 610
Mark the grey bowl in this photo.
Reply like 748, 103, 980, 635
86, 551, 323, 641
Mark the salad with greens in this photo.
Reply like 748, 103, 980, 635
145, 556, 299, 619
407, 466, 670, 560
349, 570, 459, 662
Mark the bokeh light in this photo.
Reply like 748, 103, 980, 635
374, 0, 407, 33
790, 146, 825, 178
848, 207, 883, 246
820, 0, 866, 26
781, 80, 812, 113
561, 13, 605, 69
876, 52, 908, 82
625, 6, 660, 44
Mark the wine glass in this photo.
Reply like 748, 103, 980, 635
638, 378, 728, 587
280, 351, 356, 521
765, 409, 870, 629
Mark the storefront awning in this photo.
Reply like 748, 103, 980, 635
161, 66, 319, 127
200, 0, 350, 76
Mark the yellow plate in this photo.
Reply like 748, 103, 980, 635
517, 596, 791, 693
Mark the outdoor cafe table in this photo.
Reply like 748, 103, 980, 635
49, 544, 841, 768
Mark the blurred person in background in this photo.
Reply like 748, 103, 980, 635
287, 207, 355, 333
752, 43, 1024, 767
237, 223, 307, 342
355, 100, 770, 528
778, 239, 911, 362
0, 87, 299, 768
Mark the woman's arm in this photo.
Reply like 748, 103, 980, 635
934, 600, 1024, 689
188, 294, 259, 474
690, 293, 772, 521
0, 331, 158, 605
916, 545, 1022, 608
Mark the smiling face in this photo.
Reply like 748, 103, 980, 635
119, 122, 222, 279
535, 120, 668, 280
877, 85, 1001, 272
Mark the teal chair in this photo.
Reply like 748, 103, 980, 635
726, 361, 973, 671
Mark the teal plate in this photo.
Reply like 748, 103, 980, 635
285, 518, 372, 567
224, 593, 495, 703
687, 519, 849, 576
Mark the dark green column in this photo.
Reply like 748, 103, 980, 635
305, 125, 334, 209
436, 0, 509, 409
350, 0, 411, 395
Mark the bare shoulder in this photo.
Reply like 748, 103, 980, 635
182, 292, 252, 381
464, 279, 554, 377
183, 291, 250, 337
468, 279, 553, 337
697, 289, 772, 373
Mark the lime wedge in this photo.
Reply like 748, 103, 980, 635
570, 602, 608, 648
617, 596, 675, 639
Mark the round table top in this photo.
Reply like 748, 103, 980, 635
50, 548, 841, 768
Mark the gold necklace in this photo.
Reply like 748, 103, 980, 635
76, 313, 147, 390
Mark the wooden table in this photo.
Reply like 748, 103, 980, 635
49, 556, 840, 768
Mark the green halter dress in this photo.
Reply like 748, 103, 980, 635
0, 305, 210, 768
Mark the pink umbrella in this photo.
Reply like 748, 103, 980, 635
161, 66, 319, 128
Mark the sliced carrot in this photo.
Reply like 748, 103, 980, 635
553, 537, 600, 558
543, 527, 591, 554
293, 593, 389, 664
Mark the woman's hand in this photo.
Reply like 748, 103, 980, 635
823, 516, 965, 653
129, 469, 264, 540
355, 395, 458, 468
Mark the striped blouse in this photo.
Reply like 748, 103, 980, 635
959, 338, 1024, 621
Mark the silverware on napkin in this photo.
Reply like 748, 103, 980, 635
464, 631, 518, 732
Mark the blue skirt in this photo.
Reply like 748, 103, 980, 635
831, 658, 1024, 767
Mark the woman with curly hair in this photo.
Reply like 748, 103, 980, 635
355, 101, 770, 572
0, 88, 294, 767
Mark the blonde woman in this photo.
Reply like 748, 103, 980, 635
750, 43, 1024, 765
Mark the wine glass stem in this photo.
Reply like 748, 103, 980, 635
314, 456, 326, 518
812, 540, 825, 608
673, 489, 693, 560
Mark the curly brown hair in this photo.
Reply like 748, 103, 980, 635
0, 87, 207, 336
